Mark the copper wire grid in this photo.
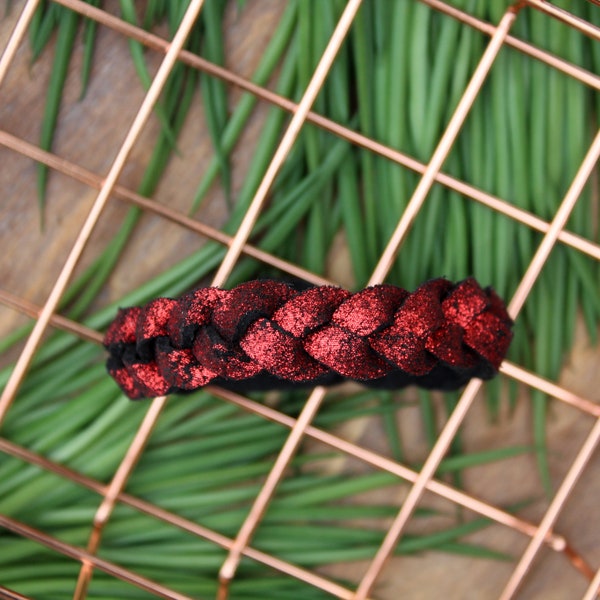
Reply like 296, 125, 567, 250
0, 0, 599, 599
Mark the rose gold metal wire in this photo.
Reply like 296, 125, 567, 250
499, 416, 600, 599
420, 0, 600, 90
367, 8, 517, 286
30, 1, 599, 266
4, 277, 600, 585
353, 8, 522, 597
355, 107, 600, 600
0, 122, 600, 268
53, 0, 600, 92
0, 288, 103, 345
33, 2, 599, 264
211, 0, 363, 288
500, 362, 600, 418
0, 585, 31, 600
494, 121, 600, 600
220, 5, 523, 598
3, 112, 600, 264
2, 281, 599, 428
0, 0, 40, 86
63, 2, 208, 597
216, 2, 363, 595
93, 397, 167, 528
1, 289, 595, 593
564, 544, 597, 583
208, 390, 567, 553
582, 566, 600, 600
72, 396, 168, 600
0, 438, 358, 600
0, 515, 193, 600
0, 0, 207, 427
0, 371, 591, 592
0, 131, 333, 287
508, 125, 600, 315
0, 288, 597, 563
6, 122, 600, 348
525, 0, 600, 40
0, 301, 595, 587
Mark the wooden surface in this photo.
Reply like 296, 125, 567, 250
1, 2, 599, 599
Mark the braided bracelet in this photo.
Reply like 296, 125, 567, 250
103, 278, 513, 399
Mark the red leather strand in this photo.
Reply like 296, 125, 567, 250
104, 278, 513, 399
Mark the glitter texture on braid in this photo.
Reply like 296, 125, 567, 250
103, 278, 513, 399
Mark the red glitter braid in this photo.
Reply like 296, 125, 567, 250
103, 278, 513, 400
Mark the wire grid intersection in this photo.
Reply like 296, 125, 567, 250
0, 1, 599, 599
